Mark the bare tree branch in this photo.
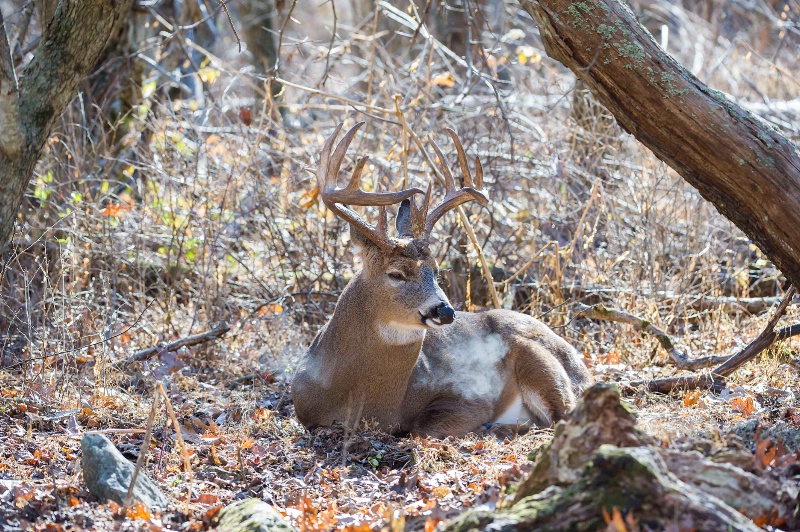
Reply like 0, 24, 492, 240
625, 287, 800, 393
574, 304, 730, 370
122, 323, 231, 364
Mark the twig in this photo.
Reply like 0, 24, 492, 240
121, 322, 230, 364
625, 286, 800, 393
274, 0, 298, 78
393, 95, 409, 188
320, 0, 337, 86
122, 385, 160, 515
622, 374, 724, 394
157, 382, 192, 508
574, 303, 730, 370
502, 241, 556, 287
216, 0, 241, 52
712, 285, 797, 377
563, 179, 601, 264
275, 76, 393, 114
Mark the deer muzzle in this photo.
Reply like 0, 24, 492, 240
420, 302, 455, 328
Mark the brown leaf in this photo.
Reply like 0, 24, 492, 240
730, 396, 757, 416
683, 390, 701, 407
128, 500, 153, 521
100, 203, 131, 218
756, 439, 777, 469
424, 517, 442, 532
431, 485, 451, 498
602, 506, 627, 532
192, 493, 219, 505
239, 107, 252, 126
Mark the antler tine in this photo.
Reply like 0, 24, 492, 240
474, 155, 483, 189
444, 128, 474, 188
316, 122, 344, 192
429, 136, 457, 195
327, 122, 365, 186
424, 131, 489, 236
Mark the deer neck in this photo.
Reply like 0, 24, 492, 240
312, 274, 425, 414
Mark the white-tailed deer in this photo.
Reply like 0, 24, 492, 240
292, 122, 592, 438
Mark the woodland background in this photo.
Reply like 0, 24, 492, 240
1, 0, 800, 530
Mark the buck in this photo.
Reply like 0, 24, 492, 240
292, 122, 591, 438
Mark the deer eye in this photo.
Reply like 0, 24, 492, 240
387, 272, 406, 282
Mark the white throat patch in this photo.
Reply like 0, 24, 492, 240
378, 322, 426, 346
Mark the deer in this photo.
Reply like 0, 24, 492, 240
292, 122, 592, 438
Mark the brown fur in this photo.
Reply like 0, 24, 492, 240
292, 230, 593, 438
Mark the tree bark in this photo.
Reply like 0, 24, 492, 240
443, 384, 791, 531
0, 0, 132, 249
518, 0, 800, 288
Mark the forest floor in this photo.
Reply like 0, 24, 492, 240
2, 306, 800, 531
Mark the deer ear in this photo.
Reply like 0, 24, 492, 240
395, 199, 414, 238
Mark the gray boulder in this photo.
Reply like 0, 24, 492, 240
215, 499, 296, 532
81, 433, 169, 511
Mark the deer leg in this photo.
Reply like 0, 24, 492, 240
411, 395, 493, 439
513, 342, 578, 426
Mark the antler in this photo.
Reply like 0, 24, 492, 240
409, 128, 488, 238
317, 122, 424, 251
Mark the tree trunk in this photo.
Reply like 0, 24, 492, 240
518, 0, 800, 288
0, 0, 132, 249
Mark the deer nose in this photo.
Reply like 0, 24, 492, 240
436, 302, 455, 325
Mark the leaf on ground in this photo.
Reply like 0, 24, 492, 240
756, 439, 777, 469
683, 390, 701, 407
192, 493, 219, 505
730, 396, 758, 416
602, 506, 628, 532
128, 500, 153, 521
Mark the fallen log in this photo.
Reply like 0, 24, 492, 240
443, 384, 792, 531
122, 323, 231, 364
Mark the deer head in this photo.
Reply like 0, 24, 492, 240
316, 122, 487, 337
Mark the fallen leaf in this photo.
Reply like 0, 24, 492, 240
431, 485, 451, 498
683, 390, 701, 407
100, 203, 131, 218
128, 500, 153, 521
431, 73, 455, 88
756, 439, 777, 469
730, 396, 757, 416
602, 506, 627, 532
193, 493, 219, 505
424, 517, 442, 532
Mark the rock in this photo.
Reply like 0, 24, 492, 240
444, 383, 789, 532
214, 498, 296, 532
81, 433, 169, 511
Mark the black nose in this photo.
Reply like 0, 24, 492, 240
436, 302, 455, 325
